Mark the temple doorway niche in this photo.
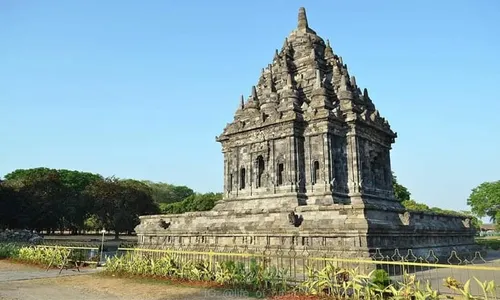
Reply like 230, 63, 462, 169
240, 167, 246, 189
277, 163, 284, 186
370, 152, 387, 189
312, 161, 320, 184
370, 156, 380, 187
361, 161, 370, 188
256, 155, 265, 188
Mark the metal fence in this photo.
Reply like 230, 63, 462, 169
11, 243, 500, 298
113, 245, 500, 298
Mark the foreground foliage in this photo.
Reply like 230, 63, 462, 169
0, 244, 68, 265
105, 252, 289, 294
1, 245, 498, 299
0, 245, 99, 268
104, 251, 498, 299
17, 246, 71, 266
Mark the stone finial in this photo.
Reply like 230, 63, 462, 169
339, 74, 347, 90
325, 39, 334, 57
310, 48, 316, 59
298, 7, 309, 30
240, 95, 245, 109
268, 68, 275, 92
314, 69, 322, 88
251, 85, 258, 100
350, 76, 357, 88
339, 56, 344, 65
282, 37, 289, 50
281, 55, 289, 73
274, 49, 279, 60
286, 73, 293, 88
307, 35, 314, 47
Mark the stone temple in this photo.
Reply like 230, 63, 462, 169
136, 8, 477, 259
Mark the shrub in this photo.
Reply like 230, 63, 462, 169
371, 269, 391, 289
477, 239, 500, 250
0, 243, 20, 259
105, 252, 289, 294
17, 246, 70, 266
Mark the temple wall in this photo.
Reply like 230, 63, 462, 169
135, 204, 478, 262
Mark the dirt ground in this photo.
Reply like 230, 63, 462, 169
0, 261, 257, 300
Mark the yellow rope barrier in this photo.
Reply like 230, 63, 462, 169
37, 245, 99, 250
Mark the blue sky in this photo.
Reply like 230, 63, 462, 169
1, 0, 499, 213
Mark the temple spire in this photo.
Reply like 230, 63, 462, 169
298, 7, 309, 30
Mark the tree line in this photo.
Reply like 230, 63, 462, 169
1, 167, 496, 236
0, 167, 221, 238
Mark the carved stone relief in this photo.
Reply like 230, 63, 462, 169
399, 212, 411, 226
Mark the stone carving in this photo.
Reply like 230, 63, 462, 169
287, 211, 303, 227
399, 212, 411, 226
159, 219, 171, 229
462, 218, 471, 228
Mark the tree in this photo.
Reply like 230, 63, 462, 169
141, 181, 195, 204
0, 181, 27, 229
57, 170, 103, 233
161, 192, 222, 214
3, 167, 103, 233
392, 172, 411, 202
15, 170, 73, 232
3, 167, 54, 181
467, 180, 500, 228
401, 199, 430, 211
83, 215, 103, 233
83, 177, 160, 239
